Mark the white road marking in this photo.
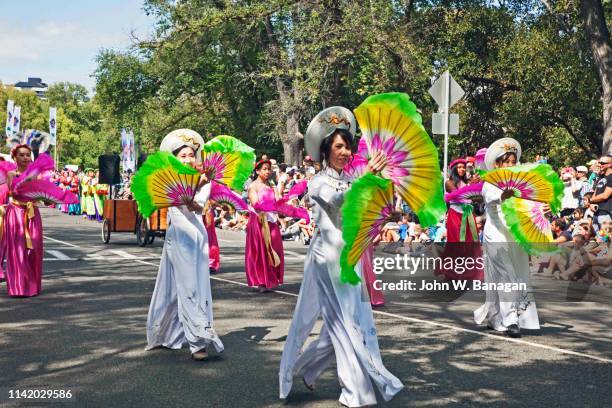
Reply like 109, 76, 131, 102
44, 235, 612, 364
43, 235, 79, 248
109, 250, 139, 259
44, 250, 76, 261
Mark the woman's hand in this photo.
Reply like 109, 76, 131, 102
500, 189, 515, 201
367, 151, 387, 175
198, 173, 210, 189
186, 200, 203, 213
469, 173, 482, 184
541, 203, 552, 216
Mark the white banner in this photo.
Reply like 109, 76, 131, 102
5, 99, 14, 138
12, 105, 21, 136
49, 107, 57, 145
128, 130, 136, 171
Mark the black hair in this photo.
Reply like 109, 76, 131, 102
172, 145, 195, 157
449, 163, 468, 188
553, 219, 567, 230
495, 152, 517, 166
251, 158, 272, 181
279, 163, 288, 172
320, 129, 355, 165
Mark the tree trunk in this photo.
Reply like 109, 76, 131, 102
264, 16, 303, 165
282, 110, 303, 165
580, 0, 612, 154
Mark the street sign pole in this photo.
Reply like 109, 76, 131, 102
428, 70, 465, 193
443, 71, 450, 190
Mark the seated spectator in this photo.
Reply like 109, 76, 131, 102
552, 219, 572, 243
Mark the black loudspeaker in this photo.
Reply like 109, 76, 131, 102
98, 154, 121, 184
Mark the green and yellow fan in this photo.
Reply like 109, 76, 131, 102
481, 164, 564, 213
502, 197, 558, 255
354, 92, 446, 227
201, 135, 256, 192
340, 173, 395, 285
131, 151, 201, 218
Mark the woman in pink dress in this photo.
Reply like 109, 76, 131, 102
204, 207, 220, 273
2, 145, 44, 297
436, 158, 483, 281
360, 246, 385, 306
245, 159, 284, 291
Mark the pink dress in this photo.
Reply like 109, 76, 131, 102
436, 181, 483, 281
205, 209, 220, 272
0, 184, 8, 280
245, 186, 284, 289
360, 246, 385, 306
3, 198, 43, 296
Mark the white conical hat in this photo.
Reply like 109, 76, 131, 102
159, 129, 204, 159
484, 137, 522, 170
305, 107, 356, 162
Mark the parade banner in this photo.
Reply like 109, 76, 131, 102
128, 129, 136, 171
121, 128, 136, 172
12, 105, 21, 136
49, 107, 57, 145
5, 99, 14, 138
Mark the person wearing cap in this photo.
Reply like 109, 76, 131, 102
245, 157, 285, 292
587, 159, 599, 186
436, 158, 484, 281
280, 107, 403, 407
145, 129, 224, 361
474, 138, 540, 338
590, 155, 612, 230
575, 165, 590, 206
1, 144, 45, 296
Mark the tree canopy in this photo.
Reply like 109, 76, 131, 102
2, 0, 609, 168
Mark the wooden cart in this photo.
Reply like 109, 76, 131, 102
101, 199, 167, 246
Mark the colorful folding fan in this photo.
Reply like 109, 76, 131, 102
0, 161, 17, 185
209, 181, 249, 212
444, 182, 484, 204
343, 149, 368, 180
11, 153, 55, 190
481, 164, 564, 213
475, 148, 487, 170
282, 179, 308, 201
502, 197, 557, 255
201, 135, 255, 192
354, 92, 446, 226
12, 179, 79, 204
340, 173, 395, 285
131, 151, 202, 218
253, 187, 310, 223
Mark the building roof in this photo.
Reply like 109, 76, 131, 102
14, 77, 48, 89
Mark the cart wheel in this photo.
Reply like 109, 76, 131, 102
136, 217, 150, 247
102, 219, 111, 244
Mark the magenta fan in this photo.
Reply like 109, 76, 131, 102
12, 179, 79, 204
253, 188, 310, 223
444, 182, 484, 204
209, 181, 249, 212
0, 161, 17, 184
12, 153, 55, 190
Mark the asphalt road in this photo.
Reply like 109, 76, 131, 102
0, 208, 610, 407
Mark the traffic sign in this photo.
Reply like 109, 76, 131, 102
432, 113, 459, 135
428, 71, 465, 109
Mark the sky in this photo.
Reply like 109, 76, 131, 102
0, 0, 156, 93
